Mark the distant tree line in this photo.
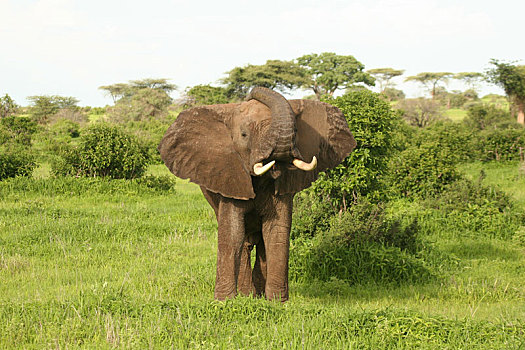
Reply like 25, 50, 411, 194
1, 54, 524, 126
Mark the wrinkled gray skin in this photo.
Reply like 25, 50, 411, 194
159, 87, 356, 302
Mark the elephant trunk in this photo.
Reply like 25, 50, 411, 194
246, 87, 300, 162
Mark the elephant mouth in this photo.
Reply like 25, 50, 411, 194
253, 156, 317, 176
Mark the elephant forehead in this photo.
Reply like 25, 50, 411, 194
237, 100, 271, 123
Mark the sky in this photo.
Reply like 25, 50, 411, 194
0, 0, 524, 107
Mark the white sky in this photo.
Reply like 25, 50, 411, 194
0, 0, 523, 106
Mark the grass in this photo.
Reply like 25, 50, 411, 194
444, 108, 468, 122
1, 163, 524, 348
459, 161, 525, 207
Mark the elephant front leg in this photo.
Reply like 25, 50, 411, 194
214, 200, 246, 300
261, 194, 294, 302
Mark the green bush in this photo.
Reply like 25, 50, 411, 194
291, 191, 336, 240
120, 120, 171, 164
0, 148, 35, 180
413, 121, 476, 162
418, 177, 525, 240
290, 237, 432, 285
331, 199, 420, 252
314, 90, 400, 207
49, 119, 80, 139
0, 116, 38, 147
464, 104, 515, 130
475, 128, 525, 161
388, 142, 460, 198
51, 123, 150, 179
290, 197, 428, 284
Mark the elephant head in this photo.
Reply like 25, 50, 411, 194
158, 87, 356, 198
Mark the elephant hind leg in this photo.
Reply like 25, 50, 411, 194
237, 241, 255, 296
252, 239, 267, 297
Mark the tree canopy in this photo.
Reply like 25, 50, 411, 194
221, 60, 307, 98
99, 78, 176, 104
100, 78, 174, 121
0, 94, 19, 119
27, 95, 80, 124
297, 53, 375, 99
367, 68, 404, 92
221, 53, 374, 100
454, 72, 484, 91
486, 60, 525, 124
405, 72, 454, 99
184, 85, 231, 107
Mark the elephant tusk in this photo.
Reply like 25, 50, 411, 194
253, 160, 276, 176
293, 156, 317, 171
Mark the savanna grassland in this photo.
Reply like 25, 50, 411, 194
2, 83, 525, 348
0, 161, 524, 348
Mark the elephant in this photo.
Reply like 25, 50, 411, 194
158, 87, 356, 302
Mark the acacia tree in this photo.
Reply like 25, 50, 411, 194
454, 72, 484, 92
486, 60, 525, 125
405, 72, 454, 99
296, 53, 375, 99
99, 78, 176, 104
98, 83, 133, 103
367, 68, 404, 92
183, 85, 231, 107
101, 78, 175, 121
0, 94, 19, 119
27, 95, 80, 124
221, 60, 307, 98
128, 78, 177, 92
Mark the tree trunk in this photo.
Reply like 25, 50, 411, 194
517, 102, 525, 125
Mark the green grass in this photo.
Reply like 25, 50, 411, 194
459, 161, 525, 207
444, 108, 468, 122
1, 164, 525, 348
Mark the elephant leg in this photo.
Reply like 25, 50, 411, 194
237, 240, 254, 296
214, 199, 246, 300
261, 194, 294, 302
252, 236, 267, 297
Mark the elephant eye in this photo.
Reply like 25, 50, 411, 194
241, 132, 247, 137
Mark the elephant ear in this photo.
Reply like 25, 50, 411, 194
158, 105, 255, 200
276, 99, 356, 194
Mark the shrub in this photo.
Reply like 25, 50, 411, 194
290, 197, 428, 285
381, 87, 405, 101
475, 128, 525, 161
49, 119, 81, 139
328, 199, 421, 253
291, 191, 336, 240
388, 143, 460, 198
49, 108, 88, 124
314, 90, 400, 207
464, 104, 515, 130
417, 177, 525, 240
414, 121, 476, 162
0, 147, 35, 180
290, 238, 432, 285
0, 116, 38, 147
51, 123, 150, 179
120, 119, 171, 164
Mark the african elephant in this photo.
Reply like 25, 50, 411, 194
158, 87, 355, 302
